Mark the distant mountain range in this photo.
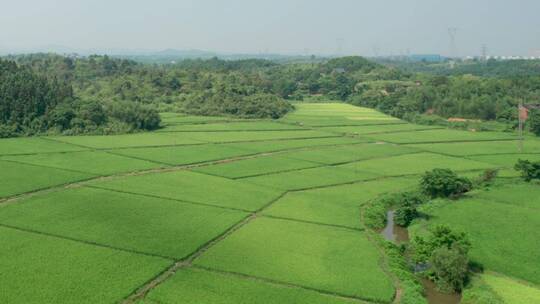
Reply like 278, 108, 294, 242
0, 46, 332, 62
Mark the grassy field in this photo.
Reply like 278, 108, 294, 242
138, 267, 360, 304
320, 123, 442, 135
193, 154, 321, 178
263, 177, 417, 229
0, 226, 171, 304
88, 170, 283, 211
179, 130, 336, 143
407, 140, 536, 156
53, 132, 204, 149
110, 143, 255, 165
2, 102, 539, 303
469, 153, 540, 167
480, 273, 540, 304
0, 187, 248, 259
1, 150, 164, 175
157, 121, 304, 132
279, 142, 417, 165
0, 160, 94, 198
338, 152, 495, 176
243, 165, 381, 191
0, 137, 88, 155
281, 103, 402, 127
365, 128, 515, 144
195, 217, 395, 303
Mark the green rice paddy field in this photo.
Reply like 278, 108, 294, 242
1, 103, 539, 303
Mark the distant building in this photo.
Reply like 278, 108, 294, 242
409, 54, 444, 63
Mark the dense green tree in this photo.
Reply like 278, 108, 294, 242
392, 191, 426, 227
412, 225, 471, 264
421, 169, 473, 198
430, 245, 469, 292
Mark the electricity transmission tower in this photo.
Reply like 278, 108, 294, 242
448, 28, 458, 59
481, 44, 488, 61
372, 45, 380, 58
336, 38, 345, 55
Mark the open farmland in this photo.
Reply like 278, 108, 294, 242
1, 103, 539, 304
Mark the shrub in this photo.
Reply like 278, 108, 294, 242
431, 245, 469, 292
514, 159, 540, 181
412, 225, 471, 264
394, 205, 419, 227
394, 191, 426, 227
421, 168, 473, 198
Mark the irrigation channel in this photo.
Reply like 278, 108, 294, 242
381, 210, 461, 304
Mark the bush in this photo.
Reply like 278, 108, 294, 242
364, 201, 389, 229
412, 225, 471, 264
394, 191, 426, 227
421, 168, 473, 198
514, 159, 540, 181
395, 205, 419, 227
0, 124, 18, 138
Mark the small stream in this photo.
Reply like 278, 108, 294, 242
381, 210, 409, 243
381, 210, 461, 304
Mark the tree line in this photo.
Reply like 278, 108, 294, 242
3, 53, 540, 137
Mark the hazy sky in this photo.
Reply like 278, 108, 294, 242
1, 0, 540, 56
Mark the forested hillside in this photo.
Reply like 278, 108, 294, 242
3, 53, 540, 137
0, 58, 160, 137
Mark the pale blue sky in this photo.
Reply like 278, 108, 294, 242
1, 0, 539, 56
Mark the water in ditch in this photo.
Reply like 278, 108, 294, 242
381, 210, 461, 304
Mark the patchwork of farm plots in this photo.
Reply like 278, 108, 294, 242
1, 103, 538, 303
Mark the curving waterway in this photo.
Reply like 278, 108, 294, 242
381, 210, 461, 304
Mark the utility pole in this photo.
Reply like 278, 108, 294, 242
519, 100, 524, 152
